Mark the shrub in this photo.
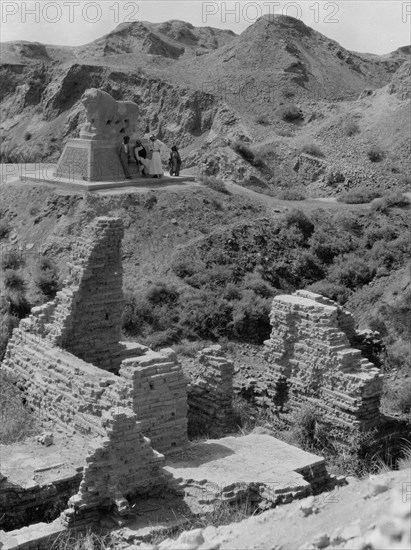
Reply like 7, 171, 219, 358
279, 104, 303, 122
146, 282, 179, 305
3, 270, 26, 291
306, 281, 351, 304
382, 381, 411, 415
367, 146, 385, 162
34, 256, 60, 298
285, 209, 315, 238
231, 141, 255, 163
338, 189, 381, 204
276, 188, 307, 201
172, 257, 204, 278
277, 129, 293, 137
371, 192, 410, 212
1, 249, 24, 270
230, 290, 272, 341
202, 176, 229, 194
344, 121, 360, 136
328, 255, 377, 289
255, 114, 270, 125
326, 171, 345, 185
0, 220, 10, 240
5, 290, 31, 318
24, 132, 32, 141
299, 142, 324, 158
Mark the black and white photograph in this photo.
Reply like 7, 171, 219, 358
0, 1, 410, 548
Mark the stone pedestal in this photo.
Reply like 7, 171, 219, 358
56, 138, 126, 182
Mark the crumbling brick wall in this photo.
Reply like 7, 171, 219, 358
264, 290, 383, 430
187, 345, 235, 436
61, 407, 169, 528
1, 217, 188, 453
120, 349, 188, 454
17, 217, 125, 373
1, 330, 129, 437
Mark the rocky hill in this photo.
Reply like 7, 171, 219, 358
0, 15, 410, 194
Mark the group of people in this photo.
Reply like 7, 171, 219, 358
118, 134, 182, 180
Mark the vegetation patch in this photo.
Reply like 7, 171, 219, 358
338, 188, 381, 204
279, 104, 303, 122
299, 143, 325, 158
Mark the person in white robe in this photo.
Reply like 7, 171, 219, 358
148, 134, 163, 178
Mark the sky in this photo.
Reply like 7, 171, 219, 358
0, 1, 410, 55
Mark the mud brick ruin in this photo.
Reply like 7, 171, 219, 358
1, 217, 188, 534
264, 290, 384, 430
187, 345, 235, 436
61, 407, 170, 528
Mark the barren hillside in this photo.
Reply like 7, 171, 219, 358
1, 15, 410, 195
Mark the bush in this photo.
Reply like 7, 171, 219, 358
1, 249, 25, 270
326, 171, 345, 185
276, 189, 307, 201
230, 290, 272, 340
338, 189, 381, 204
0, 220, 10, 240
328, 255, 377, 289
371, 192, 410, 212
285, 209, 315, 238
279, 104, 303, 122
344, 121, 360, 136
277, 129, 294, 137
146, 282, 179, 305
299, 142, 325, 158
367, 146, 385, 162
34, 255, 60, 298
3, 269, 26, 291
4, 290, 31, 318
306, 281, 351, 304
231, 141, 255, 163
255, 114, 270, 125
202, 176, 229, 194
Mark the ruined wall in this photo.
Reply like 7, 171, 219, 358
1, 331, 127, 438
18, 217, 125, 373
61, 407, 169, 529
264, 291, 383, 430
120, 349, 188, 454
0, 471, 82, 532
1, 217, 188, 452
187, 345, 235, 436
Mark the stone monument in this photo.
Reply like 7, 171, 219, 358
56, 88, 140, 182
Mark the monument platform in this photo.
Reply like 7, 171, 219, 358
20, 168, 196, 192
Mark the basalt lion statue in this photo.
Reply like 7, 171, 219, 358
79, 88, 139, 140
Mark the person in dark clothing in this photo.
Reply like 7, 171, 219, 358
168, 145, 182, 176
118, 135, 131, 179
134, 139, 149, 176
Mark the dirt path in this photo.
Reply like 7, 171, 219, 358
1, 163, 375, 213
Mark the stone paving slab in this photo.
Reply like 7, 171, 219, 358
164, 434, 325, 494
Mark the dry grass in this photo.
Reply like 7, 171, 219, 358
148, 498, 257, 546
50, 529, 112, 550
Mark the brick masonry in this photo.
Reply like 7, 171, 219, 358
17, 217, 125, 374
61, 407, 171, 529
187, 345, 235, 436
264, 290, 383, 429
0, 216, 188, 532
